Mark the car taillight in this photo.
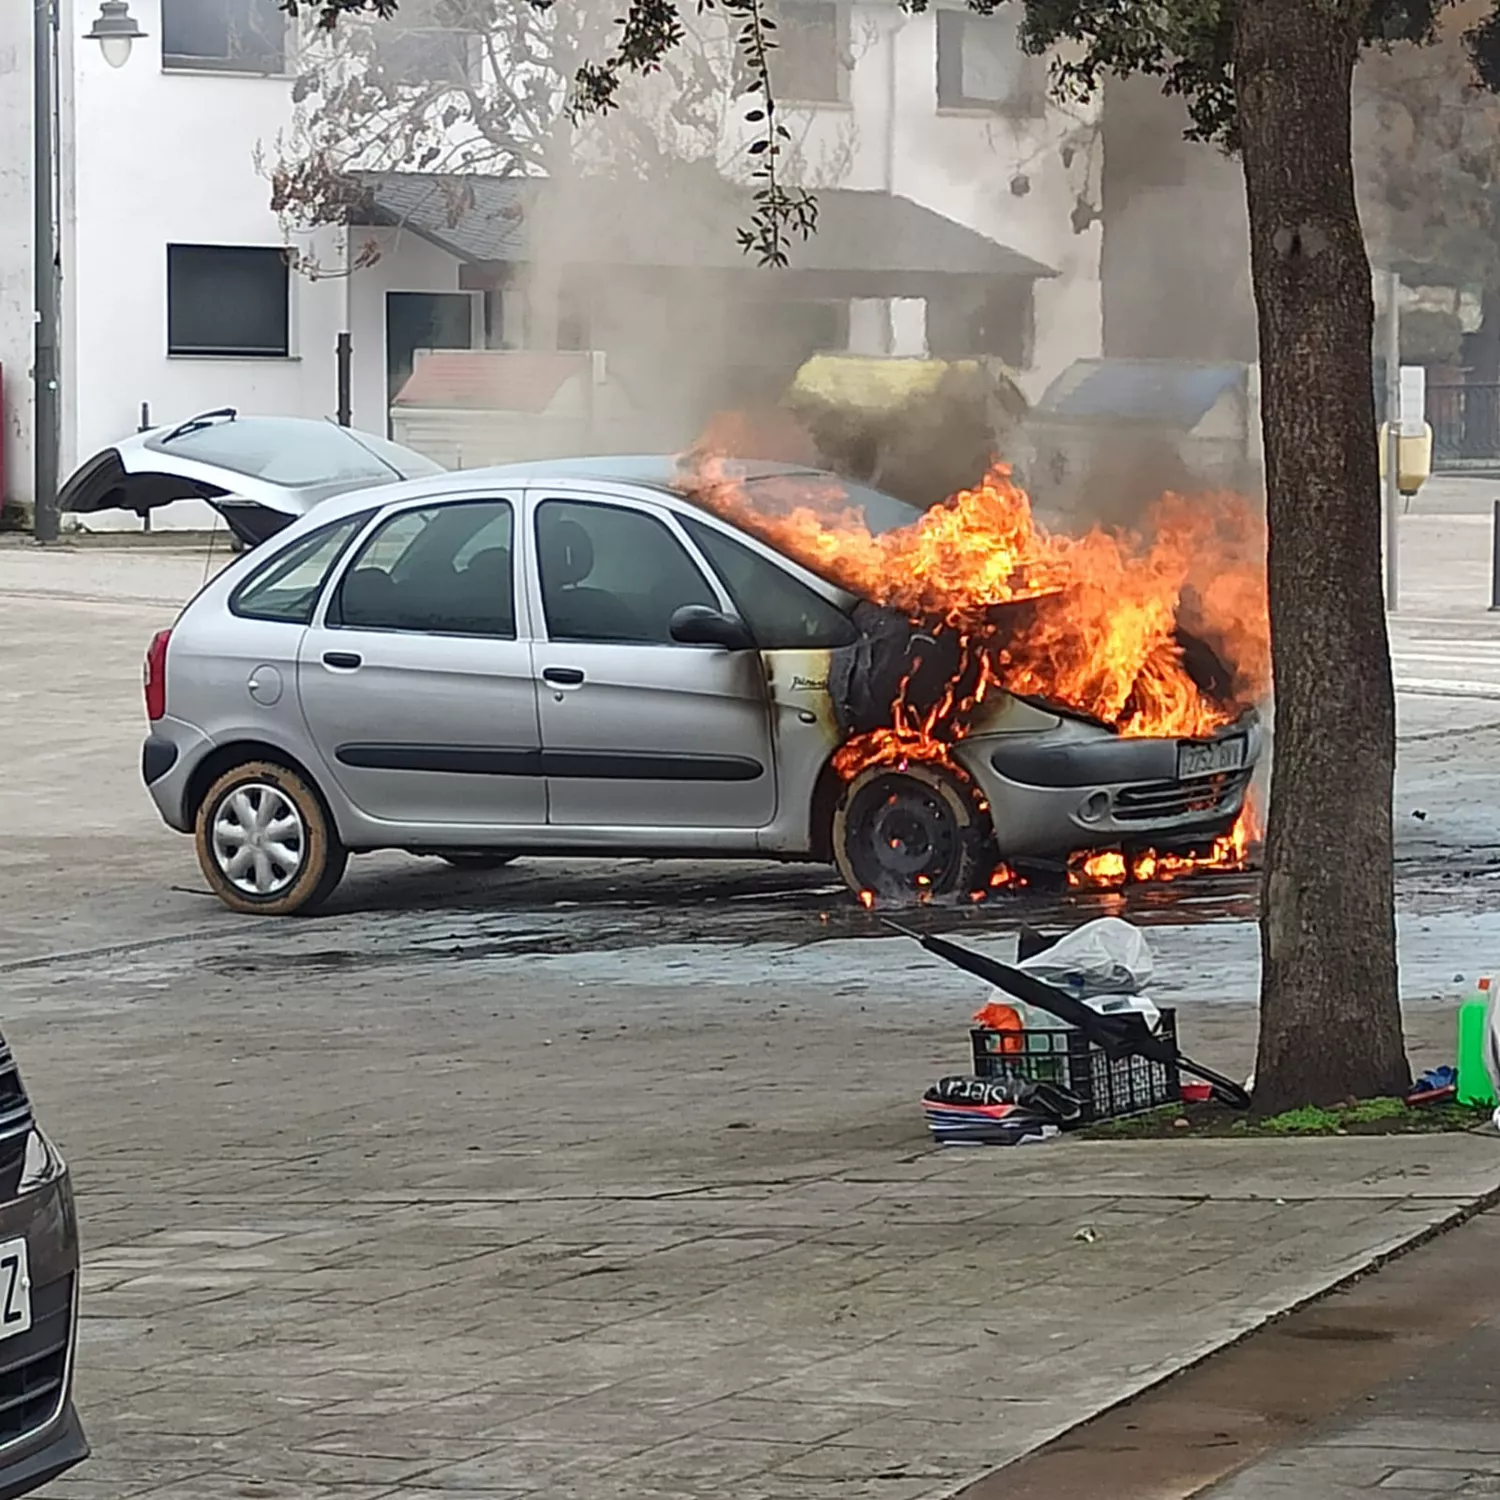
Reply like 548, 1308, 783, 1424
144, 629, 171, 722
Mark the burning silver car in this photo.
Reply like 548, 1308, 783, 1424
114, 443, 1263, 913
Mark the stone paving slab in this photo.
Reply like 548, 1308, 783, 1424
2, 937, 1492, 1500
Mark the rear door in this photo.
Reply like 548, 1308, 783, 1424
297, 493, 545, 829
528, 491, 776, 830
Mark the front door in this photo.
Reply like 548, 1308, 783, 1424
297, 495, 546, 829
530, 494, 777, 829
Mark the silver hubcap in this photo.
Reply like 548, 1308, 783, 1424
211, 783, 307, 897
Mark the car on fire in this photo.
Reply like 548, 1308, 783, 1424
64, 415, 1262, 914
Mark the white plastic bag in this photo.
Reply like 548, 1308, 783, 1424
978, 917, 1161, 1033
1018, 916, 1153, 998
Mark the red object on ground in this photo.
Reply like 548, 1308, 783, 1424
973, 1001, 1025, 1054
1180, 1083, 1214, 1103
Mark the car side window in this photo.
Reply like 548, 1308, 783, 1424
230, 513, 371, 625
681, 517, 857, 649
329, 499, 517, 638
536, 500, 719, 645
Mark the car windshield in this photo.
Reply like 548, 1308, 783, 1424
737, 473, 925, 537
145, 418, 445, 489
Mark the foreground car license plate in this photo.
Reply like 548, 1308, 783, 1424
1177, 735, 1247, 779
0, 1239, 31, 1341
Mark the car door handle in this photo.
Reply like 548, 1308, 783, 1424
541, 666, 585, 686
323, 651, 363, 670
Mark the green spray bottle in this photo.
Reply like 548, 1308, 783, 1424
1457, 975, 1499, 1109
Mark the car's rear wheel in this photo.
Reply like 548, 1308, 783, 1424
831, 761, 996, 903
436, 853, 518, 871
195, 760, 347, 916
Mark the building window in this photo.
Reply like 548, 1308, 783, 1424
162, 0, 287, 74
372, 22, 477, 86
773, 1, 850, 105
168, 246, 290, 358
936, 10, 1044, 114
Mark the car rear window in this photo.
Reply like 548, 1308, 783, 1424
229, 513, 371, 624
147, 419, 443, 489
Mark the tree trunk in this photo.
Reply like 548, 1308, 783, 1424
1234, 0, 1410, 1112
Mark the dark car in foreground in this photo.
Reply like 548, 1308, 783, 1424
0, 1036, 85, 1497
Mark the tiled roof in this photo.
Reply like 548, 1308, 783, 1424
358, 172, 1055, 279
393, 351, 591, 412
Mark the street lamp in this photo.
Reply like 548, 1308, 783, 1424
84, 1, 148, 70
33, 1, 147, 542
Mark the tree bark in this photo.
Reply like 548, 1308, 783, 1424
1234, 0, 1410, 1112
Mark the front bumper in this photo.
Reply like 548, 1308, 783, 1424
0, 1404, 87, 1500
961, 716, 1263, 859
0, 1141, 86, 1499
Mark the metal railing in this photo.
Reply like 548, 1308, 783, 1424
1427, 383, 1500, 466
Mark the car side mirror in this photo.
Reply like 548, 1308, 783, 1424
669, 604, 755, 651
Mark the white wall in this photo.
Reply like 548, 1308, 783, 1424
724, 3, 1103, 394
68, 1, 345, 497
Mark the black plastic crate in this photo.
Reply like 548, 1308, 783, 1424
970, 1008, 1180, 1123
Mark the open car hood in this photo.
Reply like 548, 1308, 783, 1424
58, 410, 445, 546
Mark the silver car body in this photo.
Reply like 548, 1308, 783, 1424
135, 453, 1260, 869
59, 412, 444, 544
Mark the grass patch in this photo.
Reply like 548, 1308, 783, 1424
1083, 1097, 1493, 1140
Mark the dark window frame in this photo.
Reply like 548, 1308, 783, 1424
935, 9, 1045, 116
371, 21, 479, 87
229, 513, 373, 625
167, 245, 291, 359
161, 0, 289, 75
680, 518, 857, 650
773, 0, 852, 106
326, 499, 520, 640
535, 498, 722, 647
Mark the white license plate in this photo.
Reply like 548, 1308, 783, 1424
1177, 736, 1247, 779
0, 1240, 32, 1342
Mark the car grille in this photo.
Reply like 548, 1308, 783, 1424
1114, 769, 1252, 823
0, 1276, 72, 1448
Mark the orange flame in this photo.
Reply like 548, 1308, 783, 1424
682, 454, 1268, 752
1067, 792, 1263, 890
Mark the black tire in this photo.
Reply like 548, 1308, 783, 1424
194, 760, 347, 916
831, 761, 996, 904
436, 853, 519, 871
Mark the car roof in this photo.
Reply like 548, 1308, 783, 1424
301, 455, 834, 523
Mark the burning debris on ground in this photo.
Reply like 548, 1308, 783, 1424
677, 431, 1271, 905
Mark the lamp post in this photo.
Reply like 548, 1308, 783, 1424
33, 1, 146, 543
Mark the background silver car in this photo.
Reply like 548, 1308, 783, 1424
128, 446, 1259, 914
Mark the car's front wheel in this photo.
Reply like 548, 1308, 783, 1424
831, 761, 996, 903
195, 760, 347, 916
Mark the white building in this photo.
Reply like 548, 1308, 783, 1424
0, 0, 1101, 528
